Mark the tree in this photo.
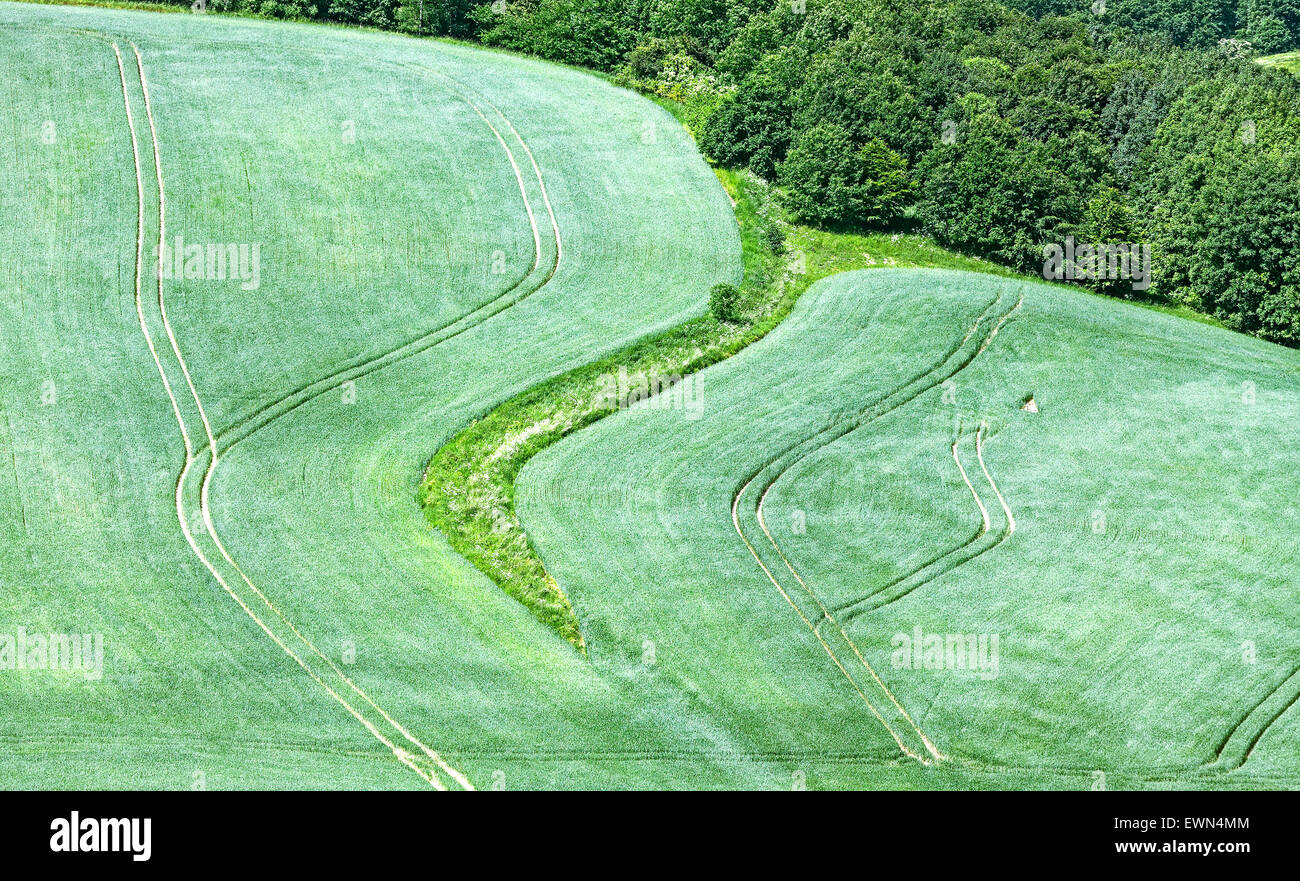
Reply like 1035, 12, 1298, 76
1187, 153, 1300, 343
778, 124, 912, 228
394, 0, 426, 33
643, 0, 757, 59
792, 39, 936, 166
918, 95, 1080, 271
700, 51, 799, 178
1245, 15, 1291, 54
472, 0, 640, 70
1078, 187, 1146, 297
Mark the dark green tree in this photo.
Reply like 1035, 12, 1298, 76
779, 124, 912, 228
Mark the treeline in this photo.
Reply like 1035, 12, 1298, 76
1008, 1, 1300, 54
174, 0, 1300, 345
194, 0, 1300, 56
197, 0, 481, 36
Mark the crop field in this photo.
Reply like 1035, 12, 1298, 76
520, 269, 1300, 788
1, 1, 1298, 793
0, 1, 760, 789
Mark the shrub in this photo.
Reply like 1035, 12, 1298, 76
709, 282, 741, 323
760, 219, 785, 254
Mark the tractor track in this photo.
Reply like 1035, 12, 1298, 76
164, 44, 566, 790
1209, 660, 1300, 771
827, 427, 996, 622
85, 27, 507, 789
838, 422, 1015, 621
196, 51, 561, 460
730, 288, 1018, 763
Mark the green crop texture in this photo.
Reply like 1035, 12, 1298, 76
520, 269, 1300, 788
2, 1, 1297, 790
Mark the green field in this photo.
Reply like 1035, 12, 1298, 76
520, 269, 1300, 787
0, 1, 759, 789
1258, 50, 1300, 73
2, 2, 1298, 790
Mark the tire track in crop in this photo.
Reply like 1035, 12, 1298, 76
736, 298, 1003, 763
133, 43, 483, 790
24, 731, 1283, 786
731, 303, 997, 763
729, 484, 932, 762
102, 34, 473, 789
828, 434, 989, 619
763, 307, 1017, 749
745, 289, 1021, 755
172, 43, 568, 787
103, 34, 560, 456
747, 296, 1018, 761
196, 54, 561, 460
137, 40, 564, 731
184, 54, 564, 634
18, 18, 471, 786
837, 422, 1015, 620
1209, 661, 1300, 771
731, 289, 1018, 763
176, 53, 562, 789
828, 428, 995, 621
125, 37, 460, 788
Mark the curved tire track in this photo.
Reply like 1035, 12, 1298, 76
829, 428, 996, 621
1210, 661, 1300, 771
175, 50, 566, 789
838, 422, 1016, 621
730, 287, 1019, 763
91, 31, 503, 789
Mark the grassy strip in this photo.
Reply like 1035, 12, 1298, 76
418, 147, 1028, 650
1258, 50, 1300, 74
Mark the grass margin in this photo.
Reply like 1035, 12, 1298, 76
418, 96, 1040, 651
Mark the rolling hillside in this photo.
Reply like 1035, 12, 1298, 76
2, 1, 1297, 791
519, 269, 1300, 787
0, 2, 759, 789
